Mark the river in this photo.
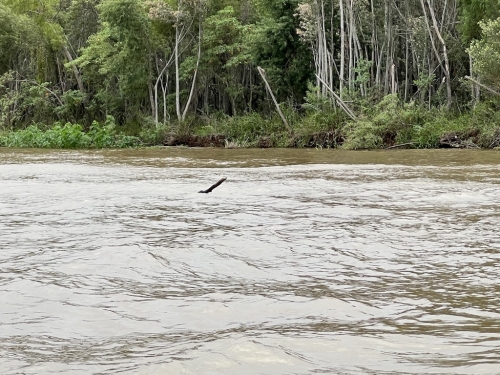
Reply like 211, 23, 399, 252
1, 148, 499, 374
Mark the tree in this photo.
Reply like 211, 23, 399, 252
71, 0, 153, 123
468, 17, 500, 90
202, 6, 252, 116
253, 0, 314, 104
148, 0, 205, 123
459, 0, 500, 43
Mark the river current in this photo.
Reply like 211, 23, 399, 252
1, 148, 499, 374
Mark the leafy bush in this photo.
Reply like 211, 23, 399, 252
410, 102, 500, 148
138, 123, 170, 146
0, 116, 141, 148
342, 95, 427, 149
342, 120, 383, 149
205, 112, 286, 144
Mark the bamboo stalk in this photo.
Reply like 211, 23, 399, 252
426, 0, 452, 109
257, 67, 292, 132
316, 75, 357, 121
181, 20, 202, 122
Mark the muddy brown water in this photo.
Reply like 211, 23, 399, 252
1, 148, 500, 374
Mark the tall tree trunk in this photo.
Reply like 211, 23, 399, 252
175, 25, 181, 122
339, 0, 345, 96
426, 0, 452, 108
181, 21, 202, 122
148, 57, 155, 119
63, 46, 86, 98
257, 66, 291, 132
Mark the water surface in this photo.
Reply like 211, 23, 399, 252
1, 148, 499, 374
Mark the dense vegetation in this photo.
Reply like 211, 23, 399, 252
1, 0, 500, 149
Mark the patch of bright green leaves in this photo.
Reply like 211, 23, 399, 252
0, 117, 141, 148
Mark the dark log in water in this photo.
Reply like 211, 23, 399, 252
198, 178, 227, 193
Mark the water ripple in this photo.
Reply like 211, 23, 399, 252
1, 149, 500, 374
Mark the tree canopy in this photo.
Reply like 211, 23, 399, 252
1, 0, 500, 130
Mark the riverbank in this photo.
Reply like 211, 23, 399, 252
2, 96, 500, 150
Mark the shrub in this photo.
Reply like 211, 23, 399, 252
342, 95, 428, 149
0, 116, 141, 149
342, 120, 383, 149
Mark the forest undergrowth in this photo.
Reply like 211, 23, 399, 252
2, 94, 500, 150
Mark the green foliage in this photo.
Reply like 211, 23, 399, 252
0, 4, 39, 76
201, 112, 285, 143
204, 6, 250, 66
343, 95, 428, 149
302, 82, 332, 112
353, 59, 372, 87
251, 0, 314, 103
201, 6, 252, 114
70, 0, 152, 120
468, 17, 500, 88
0, 117, 141, 148
459, 0, 500, 42
0, 73, 61, 129
138, 123, 170, 145
0, 123, 89, 148
414, 72, 436, 104
55, 90, 86, 120
296, 82, 347, 145
342, 121, 383, 150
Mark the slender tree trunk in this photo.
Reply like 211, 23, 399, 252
347, 0, 354, 91
175, 25, 181, 122
320, 0, 328, 95
148, 57, 155, 119
181, 21, 202, 122
426, 0, 452, 108
257, 66, 291, 132
404, 32, 409, 101
316, 74, 357, 120
63, 46, 86, 98
154, 80, 159, 125
384, 0, 392, 94
248, 65, 253, 111
339, 0, 345, 96
468, 54, 480, 106
391, 64, 396, 94
162, 70, 169, 123
465, 76, 500, 97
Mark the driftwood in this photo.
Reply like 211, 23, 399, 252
198, 178, 227, 194
439, 133, 462, 148
490, 129, 500, 148
385, 142, 414, 150
439, 133, 480, 149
